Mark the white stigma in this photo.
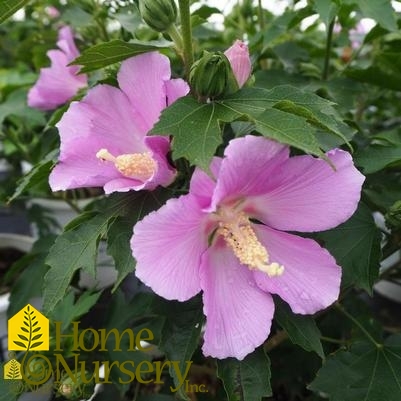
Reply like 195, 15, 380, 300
96, 148, 156, 181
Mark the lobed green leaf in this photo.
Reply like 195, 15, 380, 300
217, 347, 272, 401
72, 40, 171, 73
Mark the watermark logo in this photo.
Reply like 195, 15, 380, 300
8, 304, 49, 353
1, 304, 208, 397
3, 356, 22, 380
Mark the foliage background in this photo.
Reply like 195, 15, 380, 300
1, 0, 401, 400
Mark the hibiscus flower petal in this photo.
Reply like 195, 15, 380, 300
27, 50, 85, 111
144, 136, 176, 189
165, 78, 190, 105
200, 237, 274, 360
118, 52, 171, 132
189, 168, 216, 208
49, 136, 119, 191
103, 177, 146, 194
51, 84, 151, 191
224, 40, 252, 88
247, 149, 365, 232
253, 225, 341, 315
27, 26, 87, 111
56, 26, 80, 59
211, 135, 289, 210
57, 84, 145, 152
131, 195, 209, 301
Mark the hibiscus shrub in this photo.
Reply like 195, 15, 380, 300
1, 0, 401, 400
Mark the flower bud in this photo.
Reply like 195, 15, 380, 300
138, 0, 177, 32
224, 40, 252, 88
189, 51, 239, 100
385, 200, 401, 231
44, 6, 60, 19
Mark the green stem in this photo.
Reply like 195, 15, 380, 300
166, 23, 184, 54
178, 0, 193, 78
322, 19, 335, 80
264, 330, 288, 351
320, 336, 347, 345
257, 0, 265, 31
95, 17, 109, 42
336, 303, 381, 348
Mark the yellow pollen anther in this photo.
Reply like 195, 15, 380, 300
96, 148, 156, 181
218, 211, 284, 277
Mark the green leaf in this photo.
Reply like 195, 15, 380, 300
107, 189, 170, 291
0, 69, 36, 91
253, 108, 324, 158
43, 214, 106, 312
222, 86, 353, 150
355, 145, 401, 174
8, 150, 57, 203
72, 40, 171, 73
346, 53, 401, 90
0, 0, 30, 24
263, 11, 296, 44
43, 194, 131, 312
192, 5, 220, 19
153, 86, 352, 170
317, 203, 381, 294
49, 290, 102, 331
357, 0, 397, 31
312, 0, 339, 28
274, 299, 324, 358
151, 96, 239, 171
0, 88, 45, 126
43, 191, 168, 312
107, 217, 136, 292
309, 334, 401, 401
7, 235, 56, 317
159, 297, 203, 400
266, 85, 353, 147
217, 347, 272, 401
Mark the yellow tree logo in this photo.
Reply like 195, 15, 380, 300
8, 304, 49, 352
3, 356, 22, 379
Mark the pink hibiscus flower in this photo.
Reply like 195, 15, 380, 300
28, 26, 87, 111
131, 135, 365, 360
49, 52, 189, 194
224, 40, 251, 88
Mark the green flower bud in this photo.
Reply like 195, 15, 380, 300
385, 200, 401, 230
138, 0, 177, 32
189, 51, 239, 101
58, 370, 95, 400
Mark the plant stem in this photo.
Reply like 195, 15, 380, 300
166, 23, 184, 55
178, 0, 193, 78
322, 19, 335, 80
264, 330, 288, 351
335, 303, 381, 348
320, 336, 347, 345
257, 0, 265, 31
